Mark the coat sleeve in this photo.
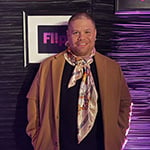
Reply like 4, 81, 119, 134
26, 68, 40, 144
118, 67, 132, 136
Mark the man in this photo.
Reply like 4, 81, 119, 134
26, 12, 131, 150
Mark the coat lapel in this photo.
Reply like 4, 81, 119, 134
51, 52, 66, 144
52, 52, 66, 118
95, 52, 108, 150
95, 52, 106, 113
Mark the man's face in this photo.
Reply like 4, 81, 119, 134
67, 17, 97, 57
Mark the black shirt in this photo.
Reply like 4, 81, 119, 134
59, 58, 104, 150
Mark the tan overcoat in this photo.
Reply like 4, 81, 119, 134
26, 50, 131, 150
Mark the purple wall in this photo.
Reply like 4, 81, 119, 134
108, 12, 150, 149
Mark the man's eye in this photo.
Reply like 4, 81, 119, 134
85, 31, 91, 34
72, 31, 79, 35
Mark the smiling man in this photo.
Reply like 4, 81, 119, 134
67, 13, 96, 57
26, 12, 131, 150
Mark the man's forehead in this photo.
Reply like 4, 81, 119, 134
70, 18, 93, 24
68, 18, 95, 29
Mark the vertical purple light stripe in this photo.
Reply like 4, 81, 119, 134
108, 13, 150, 150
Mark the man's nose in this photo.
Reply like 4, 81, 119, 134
78, 32, 85, 40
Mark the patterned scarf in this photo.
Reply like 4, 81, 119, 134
64, 48, 98, 144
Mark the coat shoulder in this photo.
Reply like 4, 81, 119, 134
95, 51, 119, 66
40, 51, 66, 66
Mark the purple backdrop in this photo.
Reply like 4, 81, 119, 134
108, 11, 150, 150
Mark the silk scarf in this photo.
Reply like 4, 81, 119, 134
64, 48, 98, 143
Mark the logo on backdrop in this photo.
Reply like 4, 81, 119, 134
38, 25, 67, 53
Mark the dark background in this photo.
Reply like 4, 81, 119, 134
0, 0, 150, 150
